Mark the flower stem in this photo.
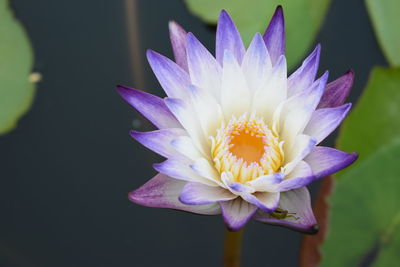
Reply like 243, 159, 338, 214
224, 228, 244, 267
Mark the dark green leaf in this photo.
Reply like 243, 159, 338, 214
366, 0, 400, 66
337, 67, 400, 168
321, 68, 400, 265
321, 139, 400, 266
0, 0, 36, 134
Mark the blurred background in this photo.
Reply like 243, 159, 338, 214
0, 0, 392, 266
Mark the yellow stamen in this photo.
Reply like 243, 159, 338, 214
211, 113, 284, 183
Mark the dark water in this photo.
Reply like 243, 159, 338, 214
0, 0, 385, 266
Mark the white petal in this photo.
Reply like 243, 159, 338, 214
220, 198, 257, 231
189, 85, 224, 139
241, 33, 272, 93
179, 182, 236, 205
220, 50, 251, 119
279, 72, 327, 149
187, 33, 222, 100
153, 157, 218, 186
248, 172, 284, 192
245, 191, 280, 211
278, 161, 315, 191
164, 98, 209, 156
283, 134, 317, 174
252, 55, 287, 122
171, 135, 205, 160
190, 158, 225, 187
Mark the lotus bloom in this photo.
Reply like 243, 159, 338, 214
117, 6, 357, 233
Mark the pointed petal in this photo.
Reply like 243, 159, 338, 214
278, 161, 315, 191
305, 146, 358, 179
216, 10, 245, 64
116, 85, 180, 129
179, 182, 236, 205
153, 157, 218, 186
263, 6, 285, 65
146, 50, 191, 100
304, 104, 352, 144
130, 128, 187, 158
187, 33, 222, 100
242, 33, 272, 93
221, 173, 255, 193
171, 135, 204, 160
287, 44, 321, 97
280, 72, 328, 149
318, 70, 354, 108
129, 173, 221, 215
190, 158, 225, 187
169, 21, 188, 72
221, 174, 279, 214
254, 187, 318, 234
220, 50, 251, 118
241, 192, 280, 212
252, 55, 287, 121
284, 135, 317, 175
164, 98, 208, 155
220, 198, 257, 231
188, 85, 224, 138
248, 172, 284, 192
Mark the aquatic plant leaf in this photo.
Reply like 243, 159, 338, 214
366, 0, 400, 66
0, 0, 36, 134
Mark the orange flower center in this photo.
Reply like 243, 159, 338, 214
229, 125, 265, 164
211, 114, 284, 183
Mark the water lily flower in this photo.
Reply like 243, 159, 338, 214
117, 6, 357, 233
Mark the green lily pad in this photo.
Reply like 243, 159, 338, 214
336, 67, 400, 167
183, 0, 331, 68
320, 67, 400, 265
366, 0, 400, 66
321, 139, 400, 266
0, 0, 36, 134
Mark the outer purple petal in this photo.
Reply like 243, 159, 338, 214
146, 50, 191, 100
153, 157, 217, 186
216, 10, 246, 65
179, 182, 236, 205
254, 187, 318, 234
116, 85, 180, 129
318, 70, 354, 108
304, 104, 352, 144
220, 198, 258, 231
129, 173, 221, 215
305, 146, 358, 179
288, 44, 321, 97
263, 6, 285, 65
130, 128, 187, 158
169, 21, 188, 72
187, 33, 222, 99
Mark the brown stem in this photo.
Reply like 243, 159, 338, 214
299, 176, 335, 267
224, 228, 244, 267
123, 0, 146, 91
